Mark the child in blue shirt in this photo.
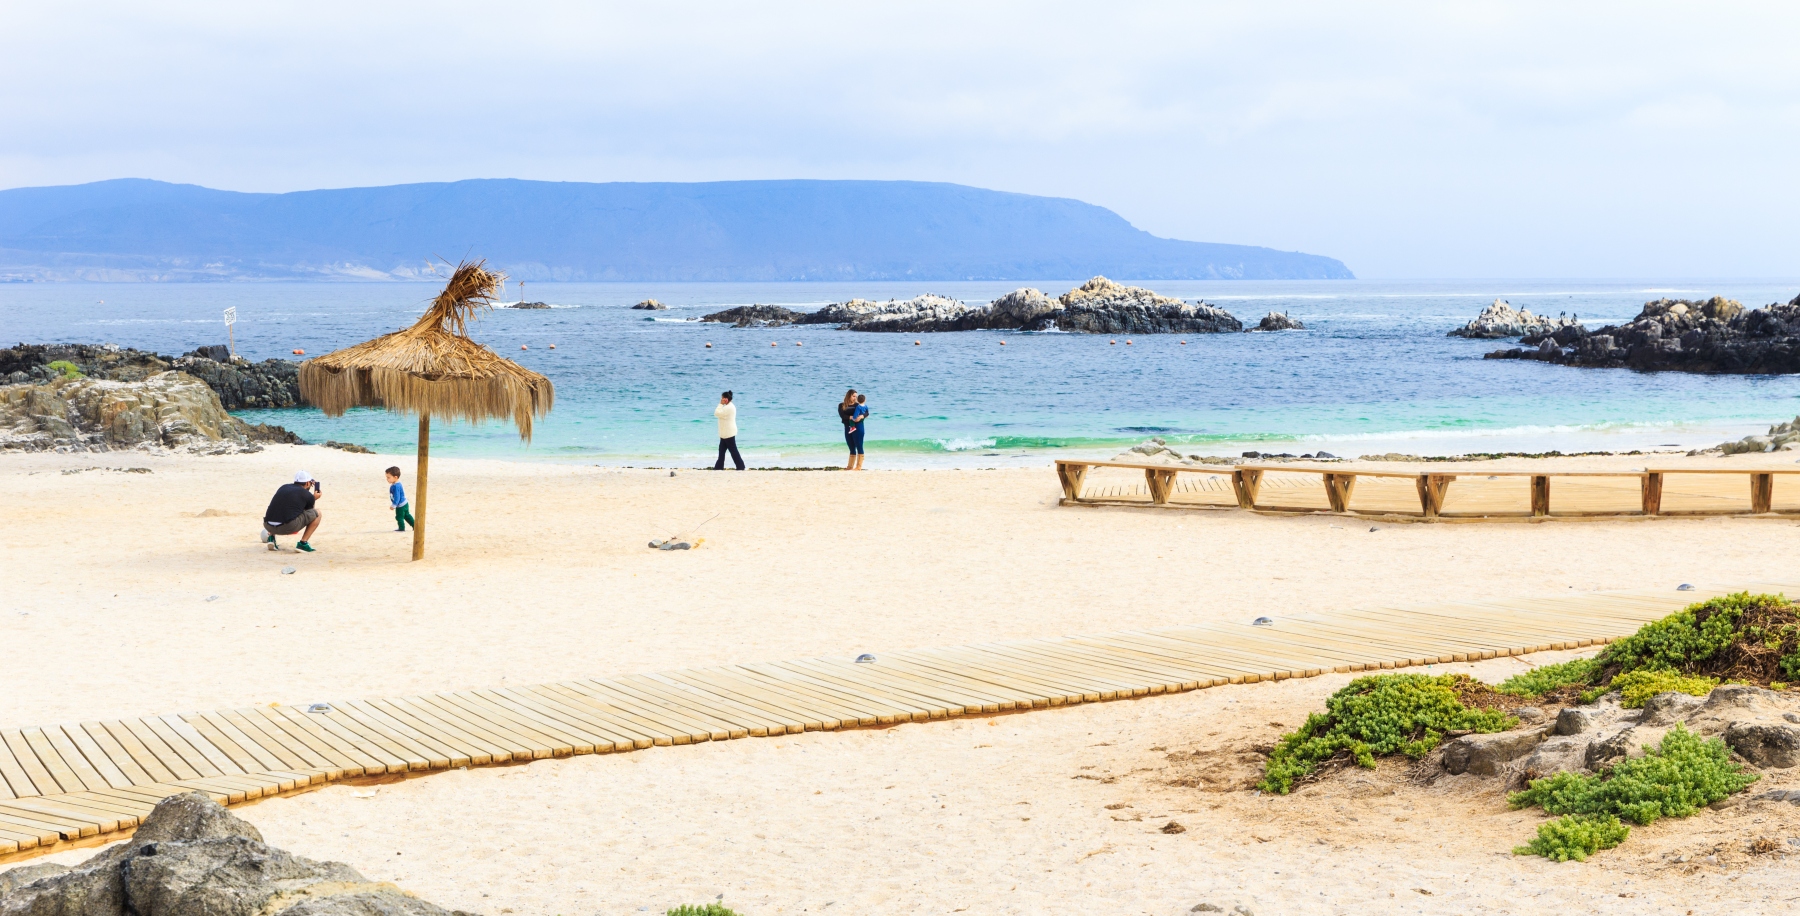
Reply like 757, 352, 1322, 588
386, 466, 415, 531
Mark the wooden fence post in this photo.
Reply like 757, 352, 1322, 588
1231, 469, 1264, 509
1056, 463, 1090, 502
1752, 473, 1774, 514
1530, 475, 1550, 517
1323, 473, 1357, 513
1641, 472, 1663, 515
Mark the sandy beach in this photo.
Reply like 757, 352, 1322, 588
6, 445, 1800, 914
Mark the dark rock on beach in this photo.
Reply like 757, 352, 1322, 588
699, 277, 1242, 334
629, 299, 667, 310
0, 793, 475, 916
1254, 312, 1304, 331
1483, 295, 1800, 374
0, 343, 302, 410
0, 372, 300, 454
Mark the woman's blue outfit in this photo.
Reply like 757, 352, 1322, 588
848, 404, 867, 455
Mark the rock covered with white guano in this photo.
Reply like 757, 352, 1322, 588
1448, 299, 1582, 339
1053, 277, 1242, 334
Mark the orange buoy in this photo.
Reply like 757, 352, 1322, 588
770, 342, 777, 347
291, 349, 305, 356
520, 344, 528, 350
1180, 341, 1187, 345
913, 340, 920, 346
1109, 340, 1116, 345
796, 341, 803, 347
1126, 340, 1133, 345
548, 343, 556, 349
705, 342, 713, 348
999, 340, 1007, 346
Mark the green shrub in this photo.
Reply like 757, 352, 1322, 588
1514, 814, 1630, 862
1782, 651, 1800, 682
1259, 674, 1516, 794
1598, 593, 1755, 673
1510, 725, 1757, 833
45, 360, 85, 379
667, 905, 741, 916
1609, 669, 1718, 708
1497, 657, 1600, 697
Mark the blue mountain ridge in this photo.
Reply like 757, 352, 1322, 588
0, 178, 1353, 281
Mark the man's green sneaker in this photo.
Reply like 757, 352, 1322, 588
295, 541, 316, 553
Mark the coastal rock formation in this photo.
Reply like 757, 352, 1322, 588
1442, 686, 1800, 785
0, 793, 474, 916
698, 279, 1242, 334
0, 343, 302, 409
1448, 299, 1581, 339
698, 304, 817, 327
698, 280, 1238, 338
1254, 312, 1304, 331
1484, 296, 1800, 373
1053, 277, 1242, 334
1718, 416, 1800, 455
505, 301, 552, 309
629, 299, 667, 310
812, 294, 978, 332
0, 372, 299, 453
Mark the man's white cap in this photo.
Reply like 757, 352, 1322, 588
294, 470, 313, 484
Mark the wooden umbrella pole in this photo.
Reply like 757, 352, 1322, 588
413, 413, 429, 561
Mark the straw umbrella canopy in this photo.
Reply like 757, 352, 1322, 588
298, 261, 553, 560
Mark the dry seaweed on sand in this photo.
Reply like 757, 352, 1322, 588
298, 261, 554, 439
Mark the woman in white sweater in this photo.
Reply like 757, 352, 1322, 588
713, 391, 744, 470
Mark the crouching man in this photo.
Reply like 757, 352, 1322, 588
263, 470, 323, 553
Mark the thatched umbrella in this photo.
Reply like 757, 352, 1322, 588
298, 262, 553, 560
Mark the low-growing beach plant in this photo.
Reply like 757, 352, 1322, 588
1605, 669, 1718, 708
1259, 673, 1515, 793
666, 904, 742, 916
1504, 593, 1799, 703
1496, 656, 1599, 697
1509, 725, 1757, 859
1514, 814, 1630, 862
45, 360, 84, 379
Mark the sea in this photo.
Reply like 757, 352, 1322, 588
5, 279, 1799, 467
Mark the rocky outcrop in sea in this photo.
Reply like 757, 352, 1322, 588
506, 301, 552, 309
1254, 312, 1304, 331
0, 343, 302, 410
0, 793, 477, 916
0, 373, 300, 453
629, 299, 667, 310
1483, 295, 1800, 373
1448, 299, 1582, 339
698, 277, 1242, 334
1052, 277, 1242, 334
698, 304, 822, 327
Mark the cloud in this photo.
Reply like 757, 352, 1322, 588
4, 0, 1800, 276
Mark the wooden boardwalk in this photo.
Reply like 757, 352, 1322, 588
2, 581, 1791, 861
1058, 459, 1800, 520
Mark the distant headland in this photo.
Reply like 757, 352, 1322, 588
0, 178, 1353, 282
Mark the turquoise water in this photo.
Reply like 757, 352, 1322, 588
6, 279, 1799, 466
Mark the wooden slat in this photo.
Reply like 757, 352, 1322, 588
0, 582, 1764, 862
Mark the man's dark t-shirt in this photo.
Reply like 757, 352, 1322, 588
265, 483, 316, 525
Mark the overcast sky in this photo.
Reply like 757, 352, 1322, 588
5, 1, 1798, 278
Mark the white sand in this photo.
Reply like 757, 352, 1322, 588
6, 445, 1800, 913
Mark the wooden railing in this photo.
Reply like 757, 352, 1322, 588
1053, 459, 1800, 520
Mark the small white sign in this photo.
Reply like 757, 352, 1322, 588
223, 307, 237, 326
